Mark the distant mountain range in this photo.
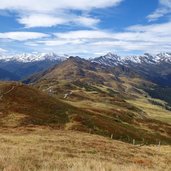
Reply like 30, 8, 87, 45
0, 52, 67, 63
1, 51, 171, 85
92, 52, 171, 65
92, 52, 171, 87
0, 52, 67, 80
1, 51, 171, 64
0, 68, 20, 80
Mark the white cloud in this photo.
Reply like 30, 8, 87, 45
147, 0, 171, 21
18, 14, 68, 28
39, 39, 85, 46
0, 0, 123, 28
0, 48, 7, 53
0, 32, 49, 41
74, 17, 100, 27
55, 30, 112, 39
17, 14, 100, 28
0, 0, 123, 11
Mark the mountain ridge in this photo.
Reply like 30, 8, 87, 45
1, 52, 171, 64
0, 52, 67, 63
92, 52, 171, 87
92, 52, 171, 66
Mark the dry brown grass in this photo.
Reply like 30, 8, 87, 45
0, 128, 170, 171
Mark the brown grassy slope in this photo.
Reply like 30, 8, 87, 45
0, 128, 170, 171
0, 81, 82, 127
0, 81, 171, 144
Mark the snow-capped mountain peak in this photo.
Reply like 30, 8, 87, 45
155, 52, 171, 63
0, 52, 68, 63
92, 52, 122, 66
103, 52, 121, 60
92, 52, 171, 66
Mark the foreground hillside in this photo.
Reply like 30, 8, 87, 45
0, 128, 170, 171
0, 81, 171, 144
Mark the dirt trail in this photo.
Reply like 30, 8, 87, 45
0, 85, 16, 100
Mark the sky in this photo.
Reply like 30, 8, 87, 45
0, 0, 171, 57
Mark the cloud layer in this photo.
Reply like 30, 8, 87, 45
1, 20, 171, 56
0, 0, 171, 56
0, 0, 123, 28
0, 0, 123, 11
34, 20, 171, 55
0, 32, 49, 41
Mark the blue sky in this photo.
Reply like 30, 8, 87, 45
0, 0, 171, 57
